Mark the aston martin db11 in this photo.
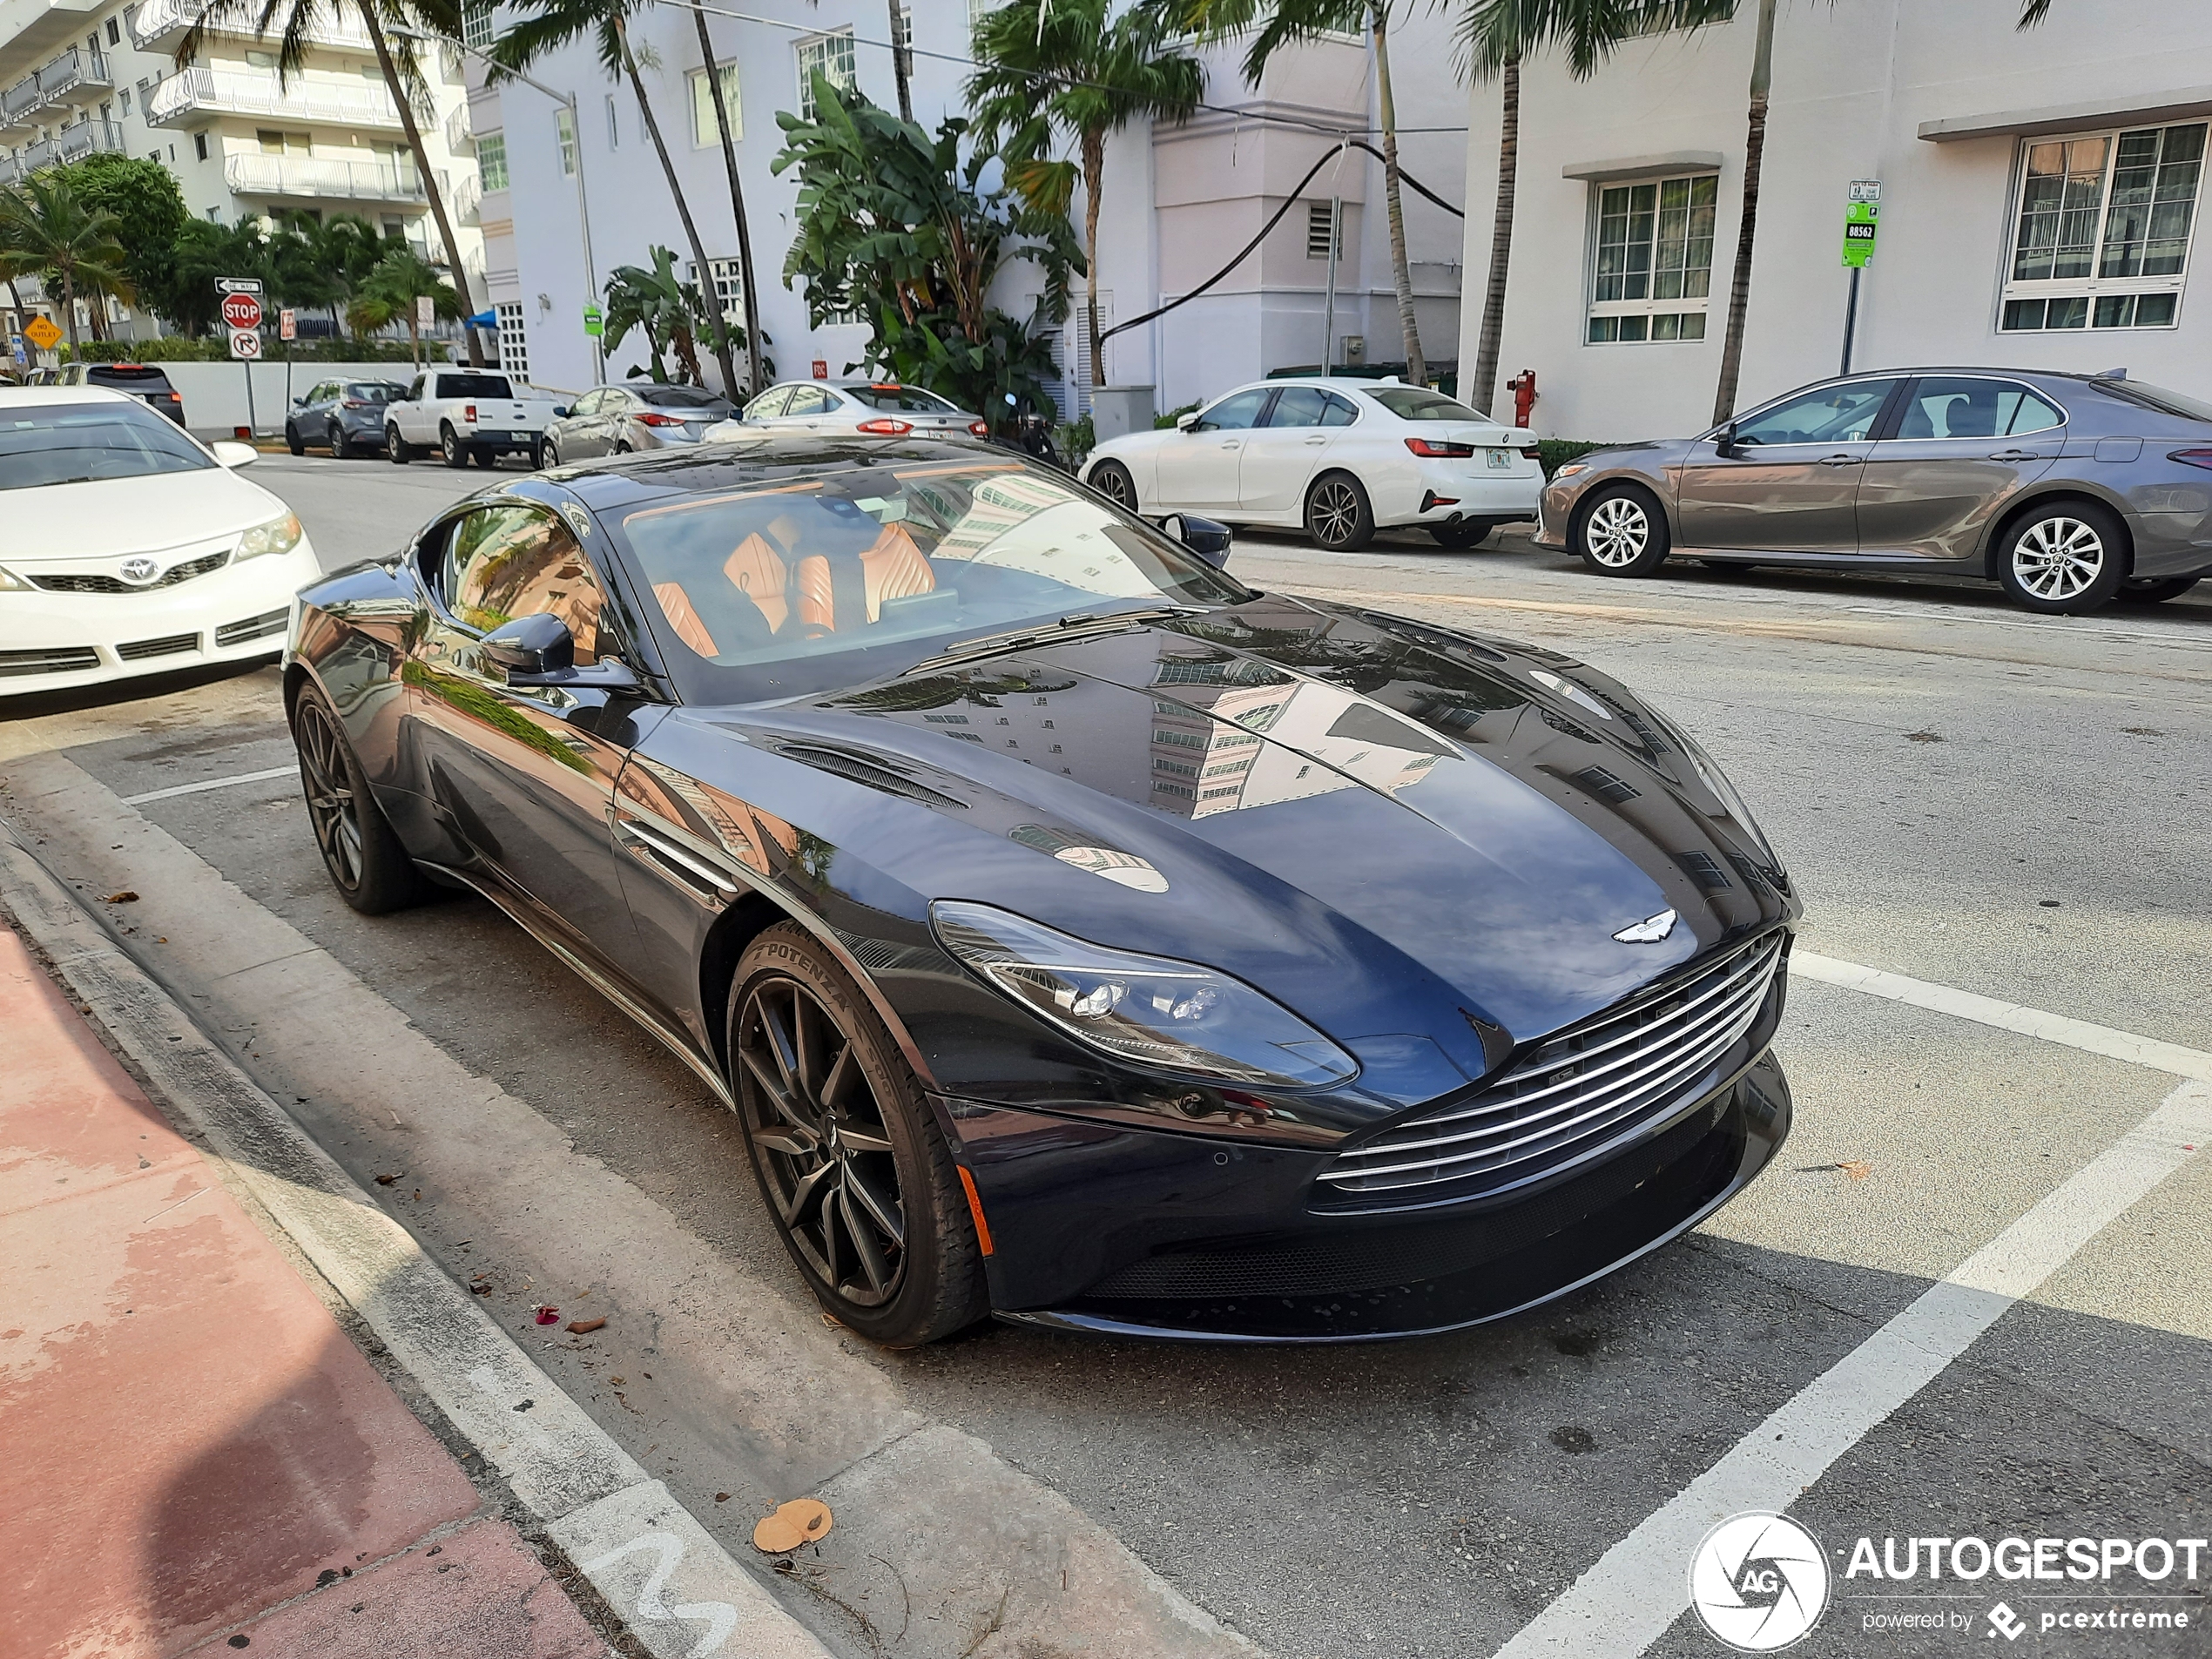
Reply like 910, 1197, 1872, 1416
284, 437, 1799, 1345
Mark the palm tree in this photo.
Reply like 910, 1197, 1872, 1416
1459, 0, 1737, 418
1164, 0, 1427, 384
969, 0, 1203, 390
1708, 0, 1774, 425
495, 0, 738, 395
0, 175, 133, 350
602, 246, 709, 384
359, 245, 459, 364
179, 0, 486, 365
686, 7, 761, 395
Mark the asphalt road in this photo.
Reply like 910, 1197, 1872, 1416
4, 453, 2208, 1659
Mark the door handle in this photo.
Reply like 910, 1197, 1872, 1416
1220, 441, 1240, 449
1304, 436, 1327, 445
1986, 449, 2040, 462
1817, 453, 1861, 466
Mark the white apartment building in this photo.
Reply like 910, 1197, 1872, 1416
0, 0, 481, 338
1455, 0, 2212, 439
464, 1, 1467, 410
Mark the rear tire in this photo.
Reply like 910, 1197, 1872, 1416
535, 437, 556, 470
327, 421, 349, 458
730, 924, 988, 1348
1305, 471, 1375, 551
1995, 498, 2126, 614
1090, 458, 1137, 513
1429, 520, 1495, 550
284, 423, 305, 456
441, 424, 468, 469
1573, 484, 1670, 577
387, 424, 411, 463
290, 682, 429, 916
2115, 575, 2200, 604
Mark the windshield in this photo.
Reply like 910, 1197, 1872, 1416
438, 373, 514, 400
844, 384, 961, 414
2085, 378, 2212, 424
1366, 387, 1485, 422
0, 400, 213, 490
347, 381, 404, 403
645, 386, 732, 410
608, 457, 1248, 702
87, 366, 172, 388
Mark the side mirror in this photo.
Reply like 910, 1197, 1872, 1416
1714, 421, 1739, 458
552, 405, 570, 418
1159, 512, 1233, 569
211, 441, 257, 469
482, 612, 574, 678
1176, 411, 1199, 432
292, 395, 307, 407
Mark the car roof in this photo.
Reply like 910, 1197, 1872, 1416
0, 385, 138, 408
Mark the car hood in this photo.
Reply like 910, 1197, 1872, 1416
651, 595, 1791, 1102
3, 465, 286, 563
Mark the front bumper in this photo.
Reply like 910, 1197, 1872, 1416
0, 543, 318, 697
953, 1046, 1791, 1342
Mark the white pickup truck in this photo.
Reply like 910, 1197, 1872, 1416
384, 368, 564, 469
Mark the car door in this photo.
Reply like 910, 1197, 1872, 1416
781, 384, 836, 431
1155, 387, 1275, 511
743, 386, 794, 427
399, 372, 430, 440
403, 501, 666, 974
557, 389, 600, 455
1673, 377, 1904, 553
1236, 385, 1344, 518
1856, 375, 2067, 561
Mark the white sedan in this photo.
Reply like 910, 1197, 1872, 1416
1081, 377, 1544, 551
1, 387, 320, 698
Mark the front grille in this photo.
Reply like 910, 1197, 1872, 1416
1317, 931, 1786, 1210
116, 632, 199, 661
0, 646, 102, 678
215, 608, 289, 647
30, 549, 232, 595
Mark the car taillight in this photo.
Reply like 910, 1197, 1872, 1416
968, 420, 989, 437
1521, 444, 1543, 460
2168, 447, 2212, 470
1406, 437, 1476, 457
856, 417, 913, 435
464, 403, 477, 422
167, 392, 182, 402
342, 398, 368, 408
637, 411, 685, 427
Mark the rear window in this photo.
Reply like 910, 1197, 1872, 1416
436, 373, 515, 400
643, 387, 732, 411
2086, 378, 2212, 424
87, 365, 173, 388
0, 399, 212, 490
1365, 387, 1484, 422
843, 384, 961, 414
347, 381, 404, 403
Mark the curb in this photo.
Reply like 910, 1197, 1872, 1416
0, 825, 833, 1659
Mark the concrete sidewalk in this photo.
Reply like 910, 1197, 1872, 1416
0, 922, 610, 1659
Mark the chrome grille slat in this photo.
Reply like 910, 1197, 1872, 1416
29, 548, 231, 594
1317, 933, 1784, 1204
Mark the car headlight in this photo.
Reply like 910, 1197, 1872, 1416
931, 901, 1359, 1089
0, 563, 29, 591
1553, 463, 1588, 479
235, 509, 303, 562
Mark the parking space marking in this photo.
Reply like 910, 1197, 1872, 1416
122, 765, 295, 806
1493, 1076, 2212, 1659
1791, 951, 2212, 1082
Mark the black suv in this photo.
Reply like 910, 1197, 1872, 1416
58, 362, 187, 426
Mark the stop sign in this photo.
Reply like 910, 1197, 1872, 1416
221, 292, 263, 330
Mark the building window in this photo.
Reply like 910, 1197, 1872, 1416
105, 16, 119, 44
708, 257, 745, 326
690, 61, 740, 147
796, 30, 855, 122
461, 1, 493, 50
192, 131, 207, 161
496, 301, 528, 380
1306, 200, 1340, 260
554, 105, 577, 176
477, 130, 507, 192
969, 0, 1000, 35
605, 92, 617, 149
1587, 172, 1716, 343
2001, 122, 2203, 332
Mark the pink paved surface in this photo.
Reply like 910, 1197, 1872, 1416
0, 926, 604, 1659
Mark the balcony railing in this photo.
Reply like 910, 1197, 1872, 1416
224, 152, 442, 203
0, 118, 123, 185
2, 74, 39, 130
146, 66, 403, 130
442, 99, 470, 152
130, 0, 375, 55
452, 168, 479, 223
34, 45, 113, 108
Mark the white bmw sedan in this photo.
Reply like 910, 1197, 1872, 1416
2, 388, 320, 698
1081, 377, 1544, 551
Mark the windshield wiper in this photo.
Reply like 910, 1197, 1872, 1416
902, 605, 1202, 677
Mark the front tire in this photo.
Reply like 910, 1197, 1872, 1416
1305, 471, 1375, 551
290, 683, 429, 916
441, 425, 468, 469
535, 437, 556, 470
2116, 575, 2199, 604
1429, 520, 1495, 550
1089, 459, 1137, 513
387, 424, 411, 463
1996, 499, 2126, 614
1574, 484, 1670, 577
731, 925, 988, 1347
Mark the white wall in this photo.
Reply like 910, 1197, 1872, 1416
163, 356, 428, 436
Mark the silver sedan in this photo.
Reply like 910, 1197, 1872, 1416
1539, 368, 2212, 613
541, 383, 734, 464
711, 377, 989, 441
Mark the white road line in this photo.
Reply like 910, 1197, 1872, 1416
122, 765, 295, 806
1791, 951, 2212, 1082
1493, 1076, 2212, 1659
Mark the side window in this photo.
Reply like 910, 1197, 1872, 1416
1895, 376, 2066, 440
1733, 379, 1899, 446
408, 374, 427, 401
577, 389, 607, 415
1194, 388, 1272, 432
2006, 389, 2066, 435
1265, 386, 1329, 428
785, 385, 833, 416
442, 507, 607, 664
1318, 392, 1359, 427
746, 387, 792, 419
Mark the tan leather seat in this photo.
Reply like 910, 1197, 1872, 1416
724, 533, 790, 633
652, 581, 718, 657
860, 522, 935, 621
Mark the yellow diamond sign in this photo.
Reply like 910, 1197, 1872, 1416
23, 314, 63, 351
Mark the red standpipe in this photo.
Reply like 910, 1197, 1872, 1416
1508, 369, 1539, 429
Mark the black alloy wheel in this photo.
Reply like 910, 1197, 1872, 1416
1429, 519, 1494, 550
285, 422, 305, 456
731, 926, 987, 1346
1090, 459, 1137, 512
442, 425, 468, 469
388, 424, 410, 463
2116, 575, 2200, 604
1305, 471, 1375, 551
290, 685, 428, 914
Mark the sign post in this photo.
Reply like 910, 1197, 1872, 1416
1840, 180, 1879, 375
219, 277, 265, 435
280, 307, 297, 408
582, 303, 603, 341
23, 314, 62, 356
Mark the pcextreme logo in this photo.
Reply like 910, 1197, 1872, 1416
1689, 1513, 1832, 1651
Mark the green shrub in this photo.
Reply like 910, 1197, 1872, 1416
1055, 413, 1096, 463
1155, 400, 1201, 429
63, 336, 448, 364
1536, 438, 1615, 479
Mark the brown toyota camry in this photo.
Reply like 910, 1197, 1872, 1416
1537, 368, 2212, 613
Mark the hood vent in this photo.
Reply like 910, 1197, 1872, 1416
772, 742, 968, 812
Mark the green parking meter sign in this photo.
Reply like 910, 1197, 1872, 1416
1842, 180, 1880, 268
583, 303, 604, 338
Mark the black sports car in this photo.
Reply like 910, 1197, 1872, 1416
284, 437, 1798, 1346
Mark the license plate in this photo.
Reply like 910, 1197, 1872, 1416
482, 430, 519, 442
1486, 449, 1512, 469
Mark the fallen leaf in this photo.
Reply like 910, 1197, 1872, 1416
104, 890, 139, 902
566, 1317, 606, 1335
374, 1173, 400, 1186
715, 1493, 731, 1503
610, 1376, 625, 1386
1903, 732, 1942, 745
534, 1307, 560, 1326
752, 1498, 833, 1554
1838, 1160, 1873, 1181
469, 1283, 491, 1296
